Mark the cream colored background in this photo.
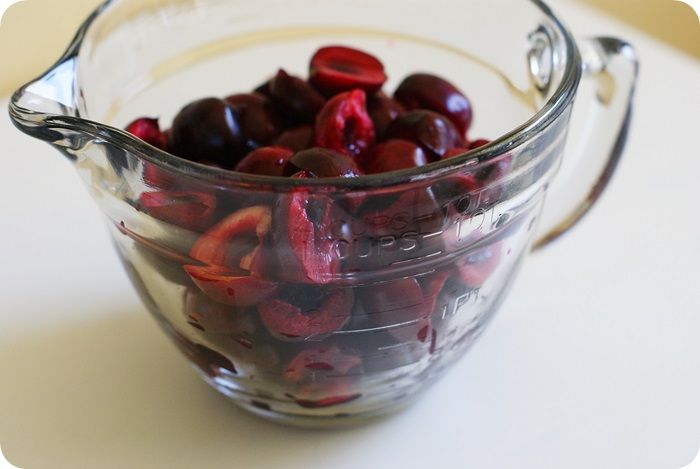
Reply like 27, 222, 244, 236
0, 0, 698, 95
1, 1, 699, 469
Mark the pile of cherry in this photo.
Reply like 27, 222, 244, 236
124, 46, 504, 410
127, 45, 491, 178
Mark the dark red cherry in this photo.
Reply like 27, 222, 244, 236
225, 93, 285, 149
394, 73, 473, 135
283, 148, 360, 178
273, 125, 314, 152
309, 46, 387, 95
235, 146, 294, 177
315, 89, 375, 158
360, 139, 428, 174
253, 80, 272, 97
170, 98, 245, 167
259, 289, 354, 340
269, 69, 327, 124
384, 110, 464, 159
126, 117, 167, 149
367, 92, 405, 139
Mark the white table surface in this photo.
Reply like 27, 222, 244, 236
1, 1, 699, 468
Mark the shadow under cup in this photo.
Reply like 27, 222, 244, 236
9, 0, 607, 425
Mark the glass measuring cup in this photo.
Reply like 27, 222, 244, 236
9, 0, 637, 426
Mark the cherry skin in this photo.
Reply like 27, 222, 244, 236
367, 92, 405, 140
282, 148, 361, 178
394, 73, 473, 135
225, 93, 285, 149
273, 125, 314, 152
235, 146, 294, 177
170, 97, 245, 167
384, 110, 464, 159
269, 69, 327, 124
359, 139, 428, 174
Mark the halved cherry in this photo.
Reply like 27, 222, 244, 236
283, 148, 360, 178
142, 163, 177, 190
184, 289, 258, 335
137, 191, 217, 232
360, 278, 429, 326
185, 206, 277, 307
383, 272, 451, 349
189, 205, 270, 267
235, 146, 294, 177
269, 69, 327, 124
272, 189, 342, 284
341, 186, 446, 273
356, 185, 445, 238
184, 265, 278, 307
360, 274, 446, 347
394, 73, 473, 135
284, 346, 361, 384
455, 242, 502, 288
315, 89, 375, 158
384, 110, 464, 159
359, 139, 428, 174
309, 46, 387, 95
126, 117, 167, 150
225, 93, 285, 149
258, 288, 353, 340
367, 92, 406, 140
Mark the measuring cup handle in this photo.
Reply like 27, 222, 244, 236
532, 37, 639, 250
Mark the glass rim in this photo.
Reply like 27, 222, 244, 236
10, 0, 582, 190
